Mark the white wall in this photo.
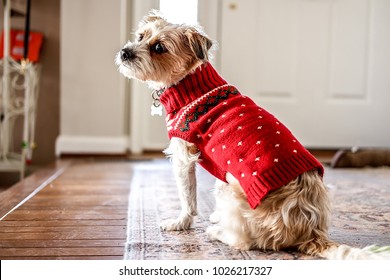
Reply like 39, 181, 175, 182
56, 0, 130, 155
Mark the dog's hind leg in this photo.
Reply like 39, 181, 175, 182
209, 179, 228, 224
207, 176, 254, 250
161, 137, 200, 231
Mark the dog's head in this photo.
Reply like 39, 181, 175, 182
115, 10, 213, 88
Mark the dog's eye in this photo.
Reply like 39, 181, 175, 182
151, 42, 166, 54
137, 34, 144, 41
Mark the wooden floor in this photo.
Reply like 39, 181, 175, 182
0, 159, 134, 260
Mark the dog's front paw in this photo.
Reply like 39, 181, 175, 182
206, 225, 223, 240
160, 217, 193, 231
206, 225, 252, 250
209, 211, 221, 224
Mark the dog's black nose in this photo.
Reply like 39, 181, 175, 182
121, 48, 135, 61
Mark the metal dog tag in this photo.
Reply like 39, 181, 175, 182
151, 104, 163, 116
151, 89, 164, 116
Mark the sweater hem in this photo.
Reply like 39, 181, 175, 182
246, 153, 323, 209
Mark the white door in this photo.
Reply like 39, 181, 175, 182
219, 0, 390, 148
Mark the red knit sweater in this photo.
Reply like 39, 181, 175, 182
160, 62, 324, 209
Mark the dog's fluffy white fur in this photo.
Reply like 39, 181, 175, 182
116, 10, 390, 259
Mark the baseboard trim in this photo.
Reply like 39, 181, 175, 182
55, 135, 129, 156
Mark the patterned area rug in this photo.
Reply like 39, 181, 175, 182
124, 160, 390, 260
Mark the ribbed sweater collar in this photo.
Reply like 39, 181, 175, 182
160, 62, 227, 114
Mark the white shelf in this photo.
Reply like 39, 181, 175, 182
0, 0, 40, 179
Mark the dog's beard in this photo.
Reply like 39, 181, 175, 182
115, 51, 181, 89
115, 49, 153, 82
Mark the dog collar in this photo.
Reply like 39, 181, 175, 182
159, 62, 228, 116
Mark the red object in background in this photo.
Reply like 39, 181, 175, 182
0, 29, 43, 62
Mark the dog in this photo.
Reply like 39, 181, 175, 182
116, 10, 390, 259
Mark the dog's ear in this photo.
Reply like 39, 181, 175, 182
139, 10, 166, 27
185, 28, 213, 61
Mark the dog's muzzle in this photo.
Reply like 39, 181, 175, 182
120, 48, 135, 61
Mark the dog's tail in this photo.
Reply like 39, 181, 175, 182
320, 244, 390, 260
300, 239, 390, 260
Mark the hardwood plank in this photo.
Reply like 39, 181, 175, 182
13, 206, 129, 211
0, 219, 127, 227
15, 205, 129, 211
36, 184, 130, 195
0, 225, 126, 233
18, 196, 129, 207
0, 247, 125, 257
2, 209, 128, 221
0, 239, 125, 248
0, 231, 125, 240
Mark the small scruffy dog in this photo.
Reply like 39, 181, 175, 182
116, 11, 389, 259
